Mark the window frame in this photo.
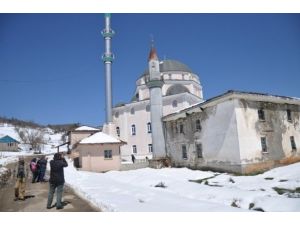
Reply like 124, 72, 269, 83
182, 144, 188, 159
196, 143, 203, 158
132, 145, 137, 154
104, 150, 113, 159
195, 119, 201, 131
287, 109, 292, 122
258, 108, 265, 121
179, 124, 184, 134
131, 124, 136, 136
290, 136, 297, 151
261, 137, 268, 153
116, 126, 120, 137
147, 122, 152, 133
148, 144, 153, 153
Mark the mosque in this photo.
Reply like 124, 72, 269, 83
72, 14, 300, 174
112, 55, 204, 162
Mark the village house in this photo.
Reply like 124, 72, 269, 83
0, 135, 20, 152
72, 132, 124, 172
69, 125, 124, 172
163, 90, 300, 174
69, 126, 100, 149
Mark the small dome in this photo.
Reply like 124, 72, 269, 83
141, 59, 193, 77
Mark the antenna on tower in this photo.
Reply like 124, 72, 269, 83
150, 34, 154, 47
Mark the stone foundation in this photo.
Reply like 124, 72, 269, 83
149, 158, 171, 169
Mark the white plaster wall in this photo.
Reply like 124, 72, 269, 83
234, 100, 263, 162
201, 100, 241, 163
281, 112, 300, 157
235, 99, 300, 163
166, 99, 241, 166
139, 86, 149, 101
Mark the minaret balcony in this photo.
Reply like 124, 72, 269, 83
102, 53, 115, 62
146, 79, 164, 89
101, 29, 115, 38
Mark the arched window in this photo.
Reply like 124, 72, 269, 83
115, 111, 119, 118
131, 125, 136, 135
166, 84, 190, 96
147, 122, 152, 133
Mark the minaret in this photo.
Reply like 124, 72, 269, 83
146, 42, 166, 160
101, 13, 117, 138
101, 13, 115, 123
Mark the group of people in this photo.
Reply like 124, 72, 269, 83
29, 156, 48, 183
14, 152, 68, 210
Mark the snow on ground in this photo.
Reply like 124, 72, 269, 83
1, 124, 300, 212
0, 124, 67, 168
64, 160, 300, 212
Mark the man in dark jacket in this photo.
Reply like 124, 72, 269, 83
46, 153, 68, 210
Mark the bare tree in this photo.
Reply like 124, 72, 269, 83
15, 127, 45, 153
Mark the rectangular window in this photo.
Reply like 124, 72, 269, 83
132, 145, 137, 154
290, 136, 297, 151
148, 144, 153, 153
196, 143, 203, 158
182, 145, 188, 159
175, 123, 178, 133
179, 124, 184, 134
195, 119, 201, 131
131, 125, 136, 136
147, 122, 152, 133
258, 109, 265, 121
287, 109, 292, 121
104, 150, 112, 159
116, 127, 120, 137
261, 137, 267, 153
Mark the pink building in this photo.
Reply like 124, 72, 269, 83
71, 128, 125, 172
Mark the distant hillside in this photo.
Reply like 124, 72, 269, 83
0, 116, 43, 129
0, 116, 80, 133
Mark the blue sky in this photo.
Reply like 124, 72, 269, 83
0, 13, 300, 126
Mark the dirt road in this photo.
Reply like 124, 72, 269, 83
0, 158, 100, 212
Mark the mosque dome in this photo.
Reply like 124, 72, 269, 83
140, 59, 194, 77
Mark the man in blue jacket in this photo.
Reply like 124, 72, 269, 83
46, 152, 68, 210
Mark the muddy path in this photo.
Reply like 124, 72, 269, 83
0, 156, 100, 212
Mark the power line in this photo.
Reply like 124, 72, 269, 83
0, 67, 99, 84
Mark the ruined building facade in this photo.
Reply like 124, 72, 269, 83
164, 91, 300, 174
